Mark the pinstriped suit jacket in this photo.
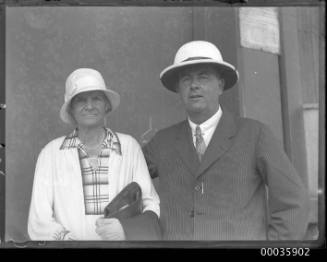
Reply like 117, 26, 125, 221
143, 109, 310, 240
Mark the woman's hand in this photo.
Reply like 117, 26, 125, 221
95, 217, 126, 240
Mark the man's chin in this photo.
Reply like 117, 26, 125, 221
186, 105, 205, 114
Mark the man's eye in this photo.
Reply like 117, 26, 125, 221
199, 74, 208, 79
180, 76, 190, 83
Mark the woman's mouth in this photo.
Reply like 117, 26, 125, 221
83, 113, 97, 117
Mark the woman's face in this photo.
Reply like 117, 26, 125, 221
70, 90, 111, 129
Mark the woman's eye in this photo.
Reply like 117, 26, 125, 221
74, 97, 84, 103
93, 96, 103, 101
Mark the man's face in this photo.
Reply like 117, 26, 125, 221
177, 64, 224, 119
70, 90, 111, 128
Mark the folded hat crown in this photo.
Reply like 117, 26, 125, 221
65, 68, 106, 101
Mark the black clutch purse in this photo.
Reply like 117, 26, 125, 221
104, 182, 143, 220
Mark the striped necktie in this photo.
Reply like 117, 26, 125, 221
195, 125, 206, 161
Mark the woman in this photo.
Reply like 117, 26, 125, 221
28, 68, 160, 240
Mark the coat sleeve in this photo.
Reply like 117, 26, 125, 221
119, 211, 162, 240
27, 144, 75, 240
142, 136, 159, 179
256, 124, 310, 240
118, 137, 162, 240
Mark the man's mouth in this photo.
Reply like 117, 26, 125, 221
189, 94, 203, 99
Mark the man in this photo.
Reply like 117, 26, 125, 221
143, 41, 309, 240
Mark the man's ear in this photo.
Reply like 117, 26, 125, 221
218, 78, 225, 94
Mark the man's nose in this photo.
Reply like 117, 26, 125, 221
190, 78, 201, 89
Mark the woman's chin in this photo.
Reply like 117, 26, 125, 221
78, 120, 104, 129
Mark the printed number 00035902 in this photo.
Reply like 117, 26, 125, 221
260, 248, 310, 256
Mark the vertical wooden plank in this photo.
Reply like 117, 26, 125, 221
192, 6, 205, 40
297, 7, 319, 104
303, 104, 318, 230
0, 3, 5, 244
234, 7, 245, 117
317, 2, 325, 243
295, 7, 320, 239
239, 48, 284, 145
204, 7, 240, 116
278, 7, 308, 185
236, 8, 284, 145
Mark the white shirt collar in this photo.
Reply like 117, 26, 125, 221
188, 106, 223, 147
188, 106, 223, 133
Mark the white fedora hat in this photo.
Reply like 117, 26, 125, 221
160, 40, 239, 92
60, 68, 120, 124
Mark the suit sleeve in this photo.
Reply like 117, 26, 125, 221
256, 124, 310, 240
142, 136, 159, 179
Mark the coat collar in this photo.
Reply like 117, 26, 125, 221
174, 120, 201, 175
174, 109, 238, 178
196, 109, 237, 178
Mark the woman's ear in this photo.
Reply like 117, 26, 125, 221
67, 105, 77, 125
105, 99, 112, 114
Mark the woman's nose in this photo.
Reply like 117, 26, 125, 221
85, 98, 94, 109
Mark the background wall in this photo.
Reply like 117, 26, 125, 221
5, 6, 240, 241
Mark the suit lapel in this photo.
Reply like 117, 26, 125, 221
196, 110, 237, 178
174, 120, 200, 175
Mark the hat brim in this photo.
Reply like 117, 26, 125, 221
160, 59, 239, 92
60, 88, 120, 125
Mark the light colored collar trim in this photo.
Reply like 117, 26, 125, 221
60, 127, 122, 155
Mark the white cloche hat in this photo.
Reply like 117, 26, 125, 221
60, 68, 120, 124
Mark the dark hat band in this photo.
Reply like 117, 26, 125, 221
181, 56, 211, 62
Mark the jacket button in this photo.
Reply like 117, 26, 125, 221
194, 185, 201, 191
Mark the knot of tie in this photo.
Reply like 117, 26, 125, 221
195, 125, 206, 161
